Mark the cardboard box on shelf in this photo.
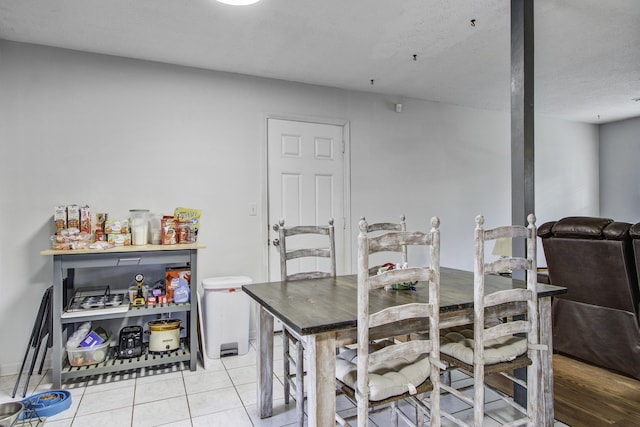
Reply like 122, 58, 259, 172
54, 205, 67, 233
79, 330, 105, 348
108, 233, 131, 246
165, 267, 190, 302
174, 207, 201, 243
67, 204, 80, 229
105, 220, 129, 234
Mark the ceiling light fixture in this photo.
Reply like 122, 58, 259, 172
216, 0, 261, 5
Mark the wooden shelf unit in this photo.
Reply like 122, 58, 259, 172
42, 244, 202, 388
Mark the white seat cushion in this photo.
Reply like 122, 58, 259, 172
335, 345, 431, 402
440, 329, 527, 365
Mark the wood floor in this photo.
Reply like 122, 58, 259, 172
487, 353, 640, 426
552, 353, 640, 427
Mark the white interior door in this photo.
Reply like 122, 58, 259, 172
267, 118, 347, 283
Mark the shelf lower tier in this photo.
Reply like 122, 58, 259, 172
61, 341, 194, 381
61, 301, 191, 324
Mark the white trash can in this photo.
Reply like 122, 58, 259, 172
201, 276, 252, 358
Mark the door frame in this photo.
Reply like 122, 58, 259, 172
259, 113, 352, 281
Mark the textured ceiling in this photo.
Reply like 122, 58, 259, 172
1, 0, 639, 123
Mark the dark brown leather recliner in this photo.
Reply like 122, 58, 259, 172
537, 216, 640, 379
629, 221, 640, 294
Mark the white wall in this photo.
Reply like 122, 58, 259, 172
534, 115, 601, 265
0, 40, 599, 374
348, 95, 514, 269
535, 116, 600, 222
599, 117, 640, 222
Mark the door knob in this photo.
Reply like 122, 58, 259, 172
273, 238, 280, 247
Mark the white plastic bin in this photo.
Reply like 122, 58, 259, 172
201, 276, 252, 358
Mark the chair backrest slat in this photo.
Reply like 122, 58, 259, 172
369, 302, 435, 329
283, 225, 331, 237
483, 288, 532, 307
484, 320, 531, 342
485, 225, 530, 240
285, 248, 332, 260
367, 267, 434, 290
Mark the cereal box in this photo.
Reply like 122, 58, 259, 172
174, 207, 201, 242
54, 205, 67, 233
105, 220, 130, 234
67, 204, 80, 229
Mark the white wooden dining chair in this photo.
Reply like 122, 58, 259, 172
437, 214, 546, 427
335, 217, 444, 427
360, 215, 407, 276
272, 218, 336, 426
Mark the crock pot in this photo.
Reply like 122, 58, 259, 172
147, 319, 182, 352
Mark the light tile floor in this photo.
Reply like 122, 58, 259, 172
0, 336, 571, 426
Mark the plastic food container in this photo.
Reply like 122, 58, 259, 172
66, 334, 112, 366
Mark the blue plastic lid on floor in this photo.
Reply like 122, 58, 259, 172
19, 390, 71, 419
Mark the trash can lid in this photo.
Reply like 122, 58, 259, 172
202, 276, 253, 290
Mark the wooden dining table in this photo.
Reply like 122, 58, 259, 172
242, 267, 567, 427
